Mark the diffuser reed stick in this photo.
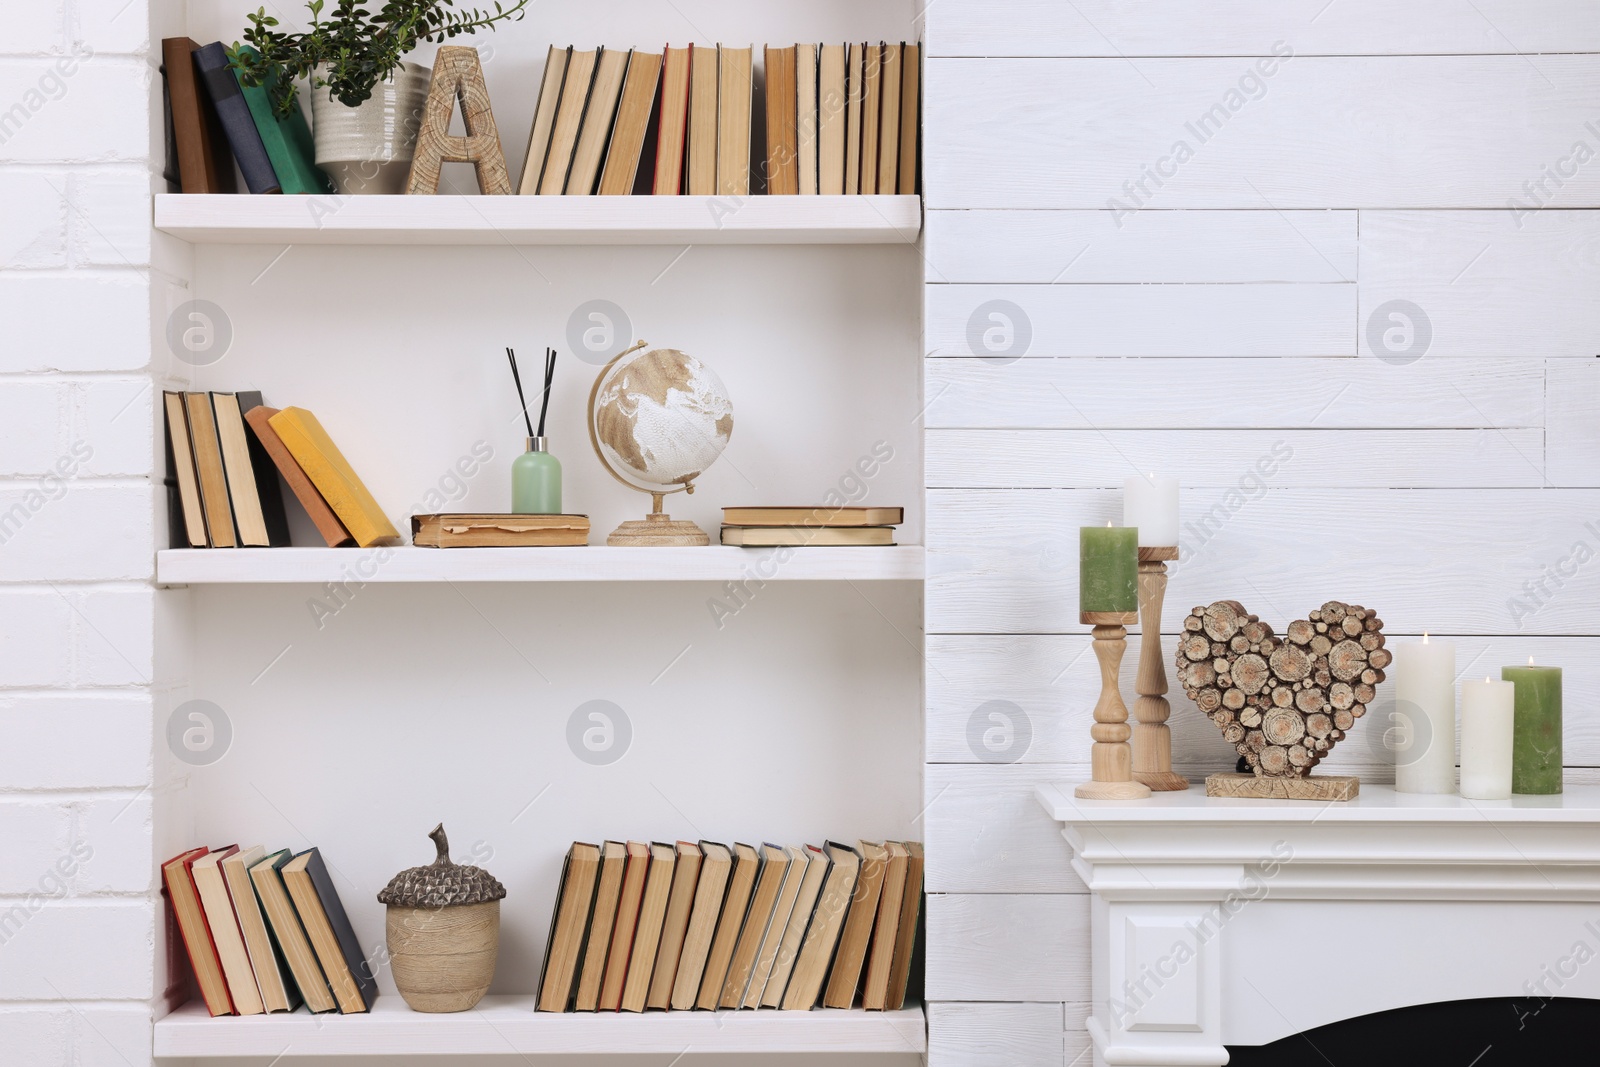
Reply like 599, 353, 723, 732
506, 347, 535, 439
536, 347, 557, 438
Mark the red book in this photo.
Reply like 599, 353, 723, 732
651, 46, 692, 194
597, 842, 650, 1010
161, 847, 235, 1016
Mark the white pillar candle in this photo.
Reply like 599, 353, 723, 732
1392, 635, 1457, 794
1460, 677, 1515, 801
1123, 474, 1179, 547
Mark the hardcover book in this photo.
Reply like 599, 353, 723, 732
267, 407, 399, 548
161, 847, 234, 1016
282, 848, 377, 1013
193, 42, 280, 194
233, 47, 334, 195
161, 38, 235, 193
250, 849, 336, 1013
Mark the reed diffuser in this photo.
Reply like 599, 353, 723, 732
508, 347, 562, 514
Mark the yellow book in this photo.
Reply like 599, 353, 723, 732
266, 408, 399, 548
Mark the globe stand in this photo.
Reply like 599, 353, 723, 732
606, 491, 710, 547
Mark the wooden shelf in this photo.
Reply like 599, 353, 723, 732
156, 546, 925, 584
153, 998, 927, 1057
154, 194, 922, 245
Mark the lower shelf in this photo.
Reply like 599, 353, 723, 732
153, 998, 927, 1057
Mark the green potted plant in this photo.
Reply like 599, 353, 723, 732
231, 0, 527, 194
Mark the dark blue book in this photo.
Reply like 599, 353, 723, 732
193, 42, 280, 194
282, 848, 377, 1013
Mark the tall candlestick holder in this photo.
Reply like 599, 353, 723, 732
1132, 547, 1189, 791
1076, 609, 1152, 800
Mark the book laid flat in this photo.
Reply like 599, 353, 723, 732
193, 42, 280, 194
163, 391, 207, 548
721, 526, 895, 547
646, 841, 703, 1009
722, 506, 904, 528
233, 46, 333, 195
282, 848, 376, 1013
670, 841, 732, 1009
652, 46, 692, 194
686, 45, 718, 196
243, 405, 353, 548
818, 44, 847, 195
267, 407, 399, 548
696, 841, 760, 1009
519, 46, 570, 194
541, 48, 600, 194
574, 841, 627, 1010
782, 841, 861, 1009
760, 843, 831, 1007
843, 43, 864, 196
537, 842, 601, 1012
250, 849, 336, 1013
620, 842, 676, 1011
598, 841, 650, 1011
184, 392, 236, 548
899, 42, 920, 195
716, 46, 753, 195
858, 43, 882, 196
222, 845, 301, 1013
885, 840, 924, 1010
823, 840, 889, 1008
795, 44, 819, 196
212, 393, 278, 547
567, 48, 631, 195
197, 845, 265, 1016
877, 44, 902, 196
743, 845, 807, 1008
598, 51, 663, 195
719, 843, 791, 1008
762, 46, 797, 194
161, 39, 235, 193
861, 841, 910, 1010
162, 847, 234, 1016
412, 513, 590, 548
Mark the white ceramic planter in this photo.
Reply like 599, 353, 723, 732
310, 62, 431, 194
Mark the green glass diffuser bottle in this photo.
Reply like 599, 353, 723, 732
506, 347, 562, 514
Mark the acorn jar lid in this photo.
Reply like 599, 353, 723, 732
378, 824, 506, 908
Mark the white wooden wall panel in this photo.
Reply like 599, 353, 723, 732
925, 1, 1600, 58
924, 57, 1600, 209
925, 894, 1090, 1001
926, 1003, 1066, 1067
1549, 359, 1600, 487
924, 764, 1086, 893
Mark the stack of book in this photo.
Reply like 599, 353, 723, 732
538, 839, 923, 1013
720, 506, 905, 547
161, 845, 375, 1016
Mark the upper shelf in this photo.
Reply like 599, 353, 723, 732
154, 194, 922, 245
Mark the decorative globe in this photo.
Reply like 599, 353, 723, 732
592, 347, 733, 488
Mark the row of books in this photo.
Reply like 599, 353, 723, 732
524, 42, 920, 198
162, 37, 332, 195
719, 505, 905, 547
162, 845, 376, 1017
537, 840, 923, 1013
163, 392, 399, 550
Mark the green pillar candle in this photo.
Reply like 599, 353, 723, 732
1080, 524, 1139, 614
1502, 660, 1562, 794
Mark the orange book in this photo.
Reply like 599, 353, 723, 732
267, 407, 398, 548
244, 406, 352, 547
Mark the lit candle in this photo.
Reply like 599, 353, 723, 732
1392, 634, 1457, 794
1123, 474, 1179, 548
1080, 522, 1138, 614
1503, 656, 1563, 795
1459, 677, 1515, 801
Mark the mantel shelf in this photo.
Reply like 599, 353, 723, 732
156, 546, 925, 584
153, 998, 927, 1057
154, 194, 922, 245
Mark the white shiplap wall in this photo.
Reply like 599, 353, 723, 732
919, 3, 1600, 1064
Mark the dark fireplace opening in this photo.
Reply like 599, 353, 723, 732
1226, 997, 1600, 1066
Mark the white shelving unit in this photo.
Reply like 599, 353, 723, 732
154, 998, 928, 1057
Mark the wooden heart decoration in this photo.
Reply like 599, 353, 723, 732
1175, 600, 1389, 777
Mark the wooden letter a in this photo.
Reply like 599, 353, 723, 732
406, 45, 513, 195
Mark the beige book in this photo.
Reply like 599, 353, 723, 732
249, 852, 336, 1013
877, 44, 901, 195
646, 841, 703, 1008
184, 392, 235, 547
566, 48, 630, 194
859, 44, 882, 195
211, 394, 268, 546
782, 841, 861, 1009
652, 47, 692, 193
163, 392, 207, 547
742, 845, 808, 1007
598, 51, 663, 195
191, 849, 264, 1014
220, 846, 292, 1013
620, 843, 676, 1011
760, 844, 831, 1007
861, 841, 910, 1009
537, 842, 601, 1011
718, 844, 791, 1007
795, 44, 818, 194
671, 842, 733, 1009
697, 843, 760, 1009
886, 841, 924, 1010
844, 44, 865, 195
540, 48, 598, 194
721, 525, 894, 547
818, 45, 847, 194
823, 841, 888, 1008
722, 505, 903, 527
716, 46, 753, 195
898, 43, 919, 194
574, 841, 627, 1010
517, 45, 569, 193
686, 45, 719, 194
598, 842, 650, 1010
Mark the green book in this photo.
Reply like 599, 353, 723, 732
233, 46, 334, 195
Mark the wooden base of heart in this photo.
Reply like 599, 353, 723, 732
1076, 612, 1151, 801
606, 513, 710, 546
1205, 772, 1360, 801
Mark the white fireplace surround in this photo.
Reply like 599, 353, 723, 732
1035, 784, 1600, 1067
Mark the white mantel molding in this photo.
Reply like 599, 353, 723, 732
1036, 783, 1600, 1067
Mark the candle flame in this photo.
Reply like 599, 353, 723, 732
1422, 632, 1429, 644
1485, 676, 1492, 684
1106, 520, 1113, 527
1529, 655, 1535, 665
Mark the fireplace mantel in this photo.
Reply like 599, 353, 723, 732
1035, 783, 1600, 1066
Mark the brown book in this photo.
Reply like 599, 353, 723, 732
191, 846, 264, 1015
743, 845, 807, 1007
162, 38, 235, 193
244, 405, 353, 548
722, 505, 904, 527
518, 45, 570, 193
670, 842, 733, 1009
716, 46, 753, 195
886, 841, 923, 1010
686, 45, 719, 195
719, 843, 791, 1007
823, 841, 888, 1008
567, 48, 631, 195
541, 48, 599, 194
877, 45, 901, 195
696, 842, 760, 1009
537, 842, 601, 1012
598, 51, 663, 195
763, 46, 797, 194
721, 526, 894, 547
163, 391, 207, 548
898, 43, 919, 195
795, 44, 818, 195
161, 847, 234, 1016
782, 841, 861, 1009
598, 842, 651, 1011
620, 843, 676, 1011
861, 842, 910, 1010
575, 842, 628, 1011
184, 392, 235, 548
646, 841, 702, 1008
844, 43, 865, 195
818, 45, 847, 195
249, 850, 336, 1014
859, 44, 882, 195
652, 46, 692, 194
761, 844, 831, 1007
411, 513, 590, 548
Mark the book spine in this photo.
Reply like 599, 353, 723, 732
194, 43, 281, 194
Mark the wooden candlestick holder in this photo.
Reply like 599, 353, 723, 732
1133, 547, 1190, 791
1075, 610, 1151, 800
